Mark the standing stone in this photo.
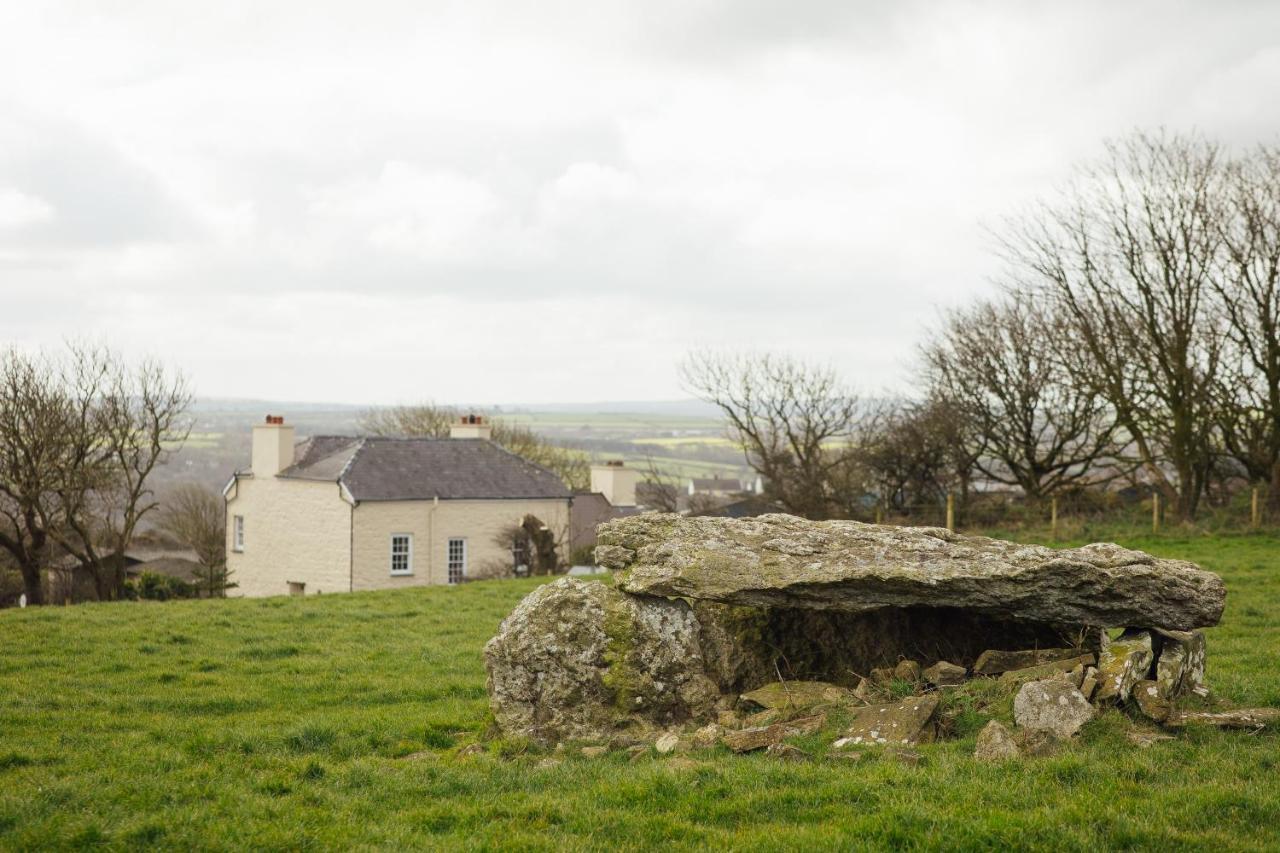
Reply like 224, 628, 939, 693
842, 694, 941, 746
598, 514, 1225, 630
1131, 680, 1171, 723
484, 579, 719, 744
1079, 667, 1099, 702
973, 720, 1020, 762
1094, 630, 1155, 704
923, 660, 967, 687
1013, 679, 1096, 739
1153, 629, 1206, 698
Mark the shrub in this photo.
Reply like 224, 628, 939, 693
125, 572, 198, 602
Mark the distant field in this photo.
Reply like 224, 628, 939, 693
2, 531, 1278, 849
631, 436, 739, 449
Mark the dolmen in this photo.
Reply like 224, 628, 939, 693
484, 514, 1233, 749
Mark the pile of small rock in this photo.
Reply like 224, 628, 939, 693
615, 632, 1273, 763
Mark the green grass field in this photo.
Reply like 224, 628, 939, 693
1, 532, 1278, 850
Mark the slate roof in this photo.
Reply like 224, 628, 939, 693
277, 437, 571, 502
690, 477, 744, 492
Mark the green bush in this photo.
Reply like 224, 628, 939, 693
125, 572, 198, 602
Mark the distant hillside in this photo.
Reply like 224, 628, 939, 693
155, 398, 749, 501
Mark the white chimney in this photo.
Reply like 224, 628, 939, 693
591, 461, 638, 508
252, 415, 296, 476
450, 414, 493, 440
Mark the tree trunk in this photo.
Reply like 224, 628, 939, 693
1269, 460, 1280, 514
18, 559, 44, 606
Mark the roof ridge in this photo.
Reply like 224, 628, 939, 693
336, 437, 369, 483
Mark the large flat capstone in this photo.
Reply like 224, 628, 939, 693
596, 514, 1224, 631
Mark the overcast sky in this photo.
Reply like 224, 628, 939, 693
2, 1, 1279, 405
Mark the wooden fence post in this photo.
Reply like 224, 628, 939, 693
946, 493, 955, 532
1252, 486, 1261, 529
1051, 496, 1058, 540
1152, 492, 1160, 534
874, 503, 883, 525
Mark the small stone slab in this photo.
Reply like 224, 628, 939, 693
974, 648, 1082, 675
973, 720, 1020, 762
1080, 667, 1099, 702
1164, 708, 1280, 729
765, 743, 809, 761
842, 694, 940, 746
998, 654, 1097, 685
721, 725, 780, 753
691, 724, 722, 749
1095, 630, 1155, 704
1154, 629, 1206, 698
1014, 679, 1096, 739
1132, 680, 1171, 723
893, 660, 923, 682
923, 660, 967, 686
721, 713, 827, 753
654, 733, 680, 754
740, 680, 853, 710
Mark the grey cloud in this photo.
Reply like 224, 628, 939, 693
0, 110, 194, 249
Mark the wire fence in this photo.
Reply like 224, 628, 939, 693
861, 484, 1279, 539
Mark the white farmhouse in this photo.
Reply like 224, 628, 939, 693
223, 415, 571, 597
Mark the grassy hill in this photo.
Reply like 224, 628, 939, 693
1, 533, 1278, 849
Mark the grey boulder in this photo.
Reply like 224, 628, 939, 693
484, 578, 719, 744
974, 720, 1020, 762
1013, 679, 1096, 739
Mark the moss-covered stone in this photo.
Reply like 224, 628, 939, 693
597, 513, 1225, 630
485, 578, 719, 744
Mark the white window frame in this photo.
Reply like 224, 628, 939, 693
389, 533, 414, 576
233, 515, 245, 552
447, 537, 467, 585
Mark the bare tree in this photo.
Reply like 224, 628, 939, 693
359, 403, 456, 439
0, 345, 190, 604
680, 351, 862, 519
1001, 131, 1227, 521
1213, 145, 1280, 508
48, 351, 191, 600
158, 484, 232, 596
360, 402, 590, 490
923, 294, 1126, 503
859, 398, 968, 515
638, 454, 681, 513
0, 349, 68, 605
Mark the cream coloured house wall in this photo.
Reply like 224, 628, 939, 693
351, 498, 570, 590
225, 475, 353, 598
